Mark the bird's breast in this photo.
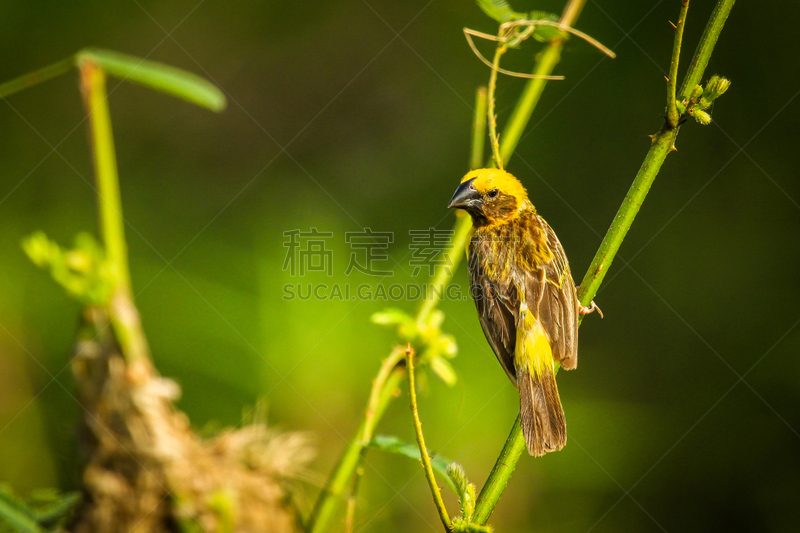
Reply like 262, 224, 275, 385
469, 217, 553, 282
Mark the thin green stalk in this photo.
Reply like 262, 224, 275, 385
79, 60, 150, 365
498, 0, 588, 164
406, 346, 451, 531
344, 464, 364, 533
667, 1, 690, 128
417, 83, 487, 329
417, 215, 472, 329
474, 0, 736, 524
487, 45, 506, 169
308, 348, 405, 533
471, 415, 525, 525
470, 87, 488, 171
0, 57, 73, 98
679, 0, 736, 99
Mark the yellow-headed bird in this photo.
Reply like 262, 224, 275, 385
448, 168, 598, 456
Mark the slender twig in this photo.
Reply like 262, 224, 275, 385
473, 0, 736, 524
417, 83, 486, 329
678, 0, 736, 98
498, 0, 590, 165
667, 1, 690, 128
344, 465, 364, 533
79, 60, 151, 366
463, 28, 563, 81
406, 345, 451, 531
471, 415, 525, 525
470, 87, 488, 171
308, 347, 405, 533
0, 56, 74, 98
487, 44, 506, 169
499, 20, 615, 59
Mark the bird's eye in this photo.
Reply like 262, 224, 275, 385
488, 189, 499, 198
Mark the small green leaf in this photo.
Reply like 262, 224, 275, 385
76, 48, 226, 112
0, 486, 44, 533
476, 0, 527, 23
369, 435, 457, 493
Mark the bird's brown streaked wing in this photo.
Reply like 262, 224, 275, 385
532, 219, 579, 370
469, 247, 519, 385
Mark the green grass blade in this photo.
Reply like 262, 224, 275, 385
76, 48, 226, 112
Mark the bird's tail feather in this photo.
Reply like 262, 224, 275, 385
518, 366, 566, 456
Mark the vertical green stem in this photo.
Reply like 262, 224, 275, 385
472, 414, 525, 525
79, 60, 149, 364
678, 0, 736, 99
406, 347, 451, 531
470, 87, 488, 171
80, 62, 129, 291
487, 45, 506, 169
667, 1, 690, 127
474, 0, 736, 524
498, 0, 587, 164
416, 216, 472, 329
417, 83, 487, 329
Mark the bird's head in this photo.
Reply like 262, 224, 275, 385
447, 168, 530, 226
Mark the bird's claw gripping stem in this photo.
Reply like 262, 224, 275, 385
578, 300, 603, 318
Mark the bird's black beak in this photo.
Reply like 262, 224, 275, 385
448, 178, 481, 210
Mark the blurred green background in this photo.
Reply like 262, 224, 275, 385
1, 1, 799, 531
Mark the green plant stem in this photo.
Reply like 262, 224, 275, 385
416, 83, 488, 331
344, 464, 364, 533
417, 215, 472, 330
79, 60, 150, 365
498, 0, 587, 164
679, 0, 736, 99
667, 1, 690, 127
473, 0, 736, 524
406, 346, 451, 531
487, 45, 506, 169
471, 414, 525, 525
470, 87, 488, 171
308, 347, 405, 533
0, 57, 74, 98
